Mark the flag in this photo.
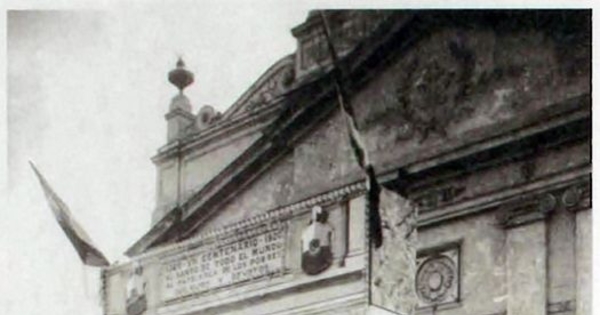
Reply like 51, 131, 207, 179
319, 11, 418, 314
30, 161, 109, 267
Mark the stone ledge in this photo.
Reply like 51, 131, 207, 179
419, 168, 590, 228
157, 263, 365, 315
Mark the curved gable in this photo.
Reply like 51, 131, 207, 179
223, 54, 296, 119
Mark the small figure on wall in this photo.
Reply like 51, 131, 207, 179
301, 206, 335, 275
126, 263, 147, 315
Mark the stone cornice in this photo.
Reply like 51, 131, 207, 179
497, 175, 591, 228
153, 101, 282, 163
168, 13, 419, 240
127, 13, 422, 256
400, 95, 590, 175
124, 181, 366, 262
158, 267, 364, 315
222, 54, 296, 120
127, 11, 590, 257
164, 108, 194, 120
418, 168, 590, 229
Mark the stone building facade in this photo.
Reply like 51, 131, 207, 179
102, 10, 591, 315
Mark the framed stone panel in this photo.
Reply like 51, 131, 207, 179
416, 243, 460, 309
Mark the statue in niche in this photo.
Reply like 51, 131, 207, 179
126, 263, 147, 315
301, 205, 335, 275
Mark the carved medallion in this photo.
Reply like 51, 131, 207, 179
416, 256, 455, 303
561, 186, 582, 208
416, 246, 459, 308
301, 206, 334, 275
394, 33, 476, 141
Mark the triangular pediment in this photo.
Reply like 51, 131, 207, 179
126, 10, 590, 257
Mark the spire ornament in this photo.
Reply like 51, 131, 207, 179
168, 57, 194, 92
165, 57, 195, 142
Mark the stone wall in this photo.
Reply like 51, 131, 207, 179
202, 24, 589, 232
153, 131, 261, 223
104, 199, 367, 315
352, 27, 589, 171
125, 12, 591, 315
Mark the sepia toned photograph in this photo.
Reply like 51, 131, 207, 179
3, 3, 593, 315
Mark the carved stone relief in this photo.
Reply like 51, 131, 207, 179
416, 245, 460, 308
297, 12, 390, 71
354, 26, 584, 154
394, 33, 476, 141
413, 185, 466, 213
301, 206, 335, 275
562, 186, 585, 210
246, 64, 295, 111
498, 179, 590, 228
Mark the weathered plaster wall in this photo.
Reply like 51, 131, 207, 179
139, 16, 590, 315
351, 27, 589, 170
418, 212, 507, 315
106, 204, 367, 315
507, 221, 547, 315
104, 271, 127, 315
181, 132, 261, 200
206, 153, 296, 228
153, 132, 260, 223
547, 202, 577, 312
201, 25, 589, 232
154, 160, 179, 222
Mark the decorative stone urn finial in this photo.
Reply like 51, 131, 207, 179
168, 57, 194, 93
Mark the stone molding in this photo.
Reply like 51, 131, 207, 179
418, 168, 590, 229
498, 176, 591, 229
154, 103, 281, 163
291, 11, 395, 76
414, 185, 466, 213
223, 54, 296, 119
547, 300, 575, 314
498, 193, 557, 229
164, 108, 195, 121
119, 182, 367, 267
130, 11, 590, 256
157, 268, 364, 315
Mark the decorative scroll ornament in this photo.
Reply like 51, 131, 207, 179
301, 206, 334, 275
561, 186, 583, 208
246, 63, 295, 111
126, 263, 147, 315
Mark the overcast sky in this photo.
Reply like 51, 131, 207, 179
2, 2, 312, 314
1, 1, 597, 315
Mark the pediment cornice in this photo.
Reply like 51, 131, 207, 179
126, 10, 590, 257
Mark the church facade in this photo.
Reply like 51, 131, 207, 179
101, 10, 591, 315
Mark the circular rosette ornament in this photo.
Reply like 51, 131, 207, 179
415, 255, 456, 304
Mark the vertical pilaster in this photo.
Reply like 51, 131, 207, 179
506, 221, 547, 315
575, 209, 591, 315
500, 193, 556, 315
